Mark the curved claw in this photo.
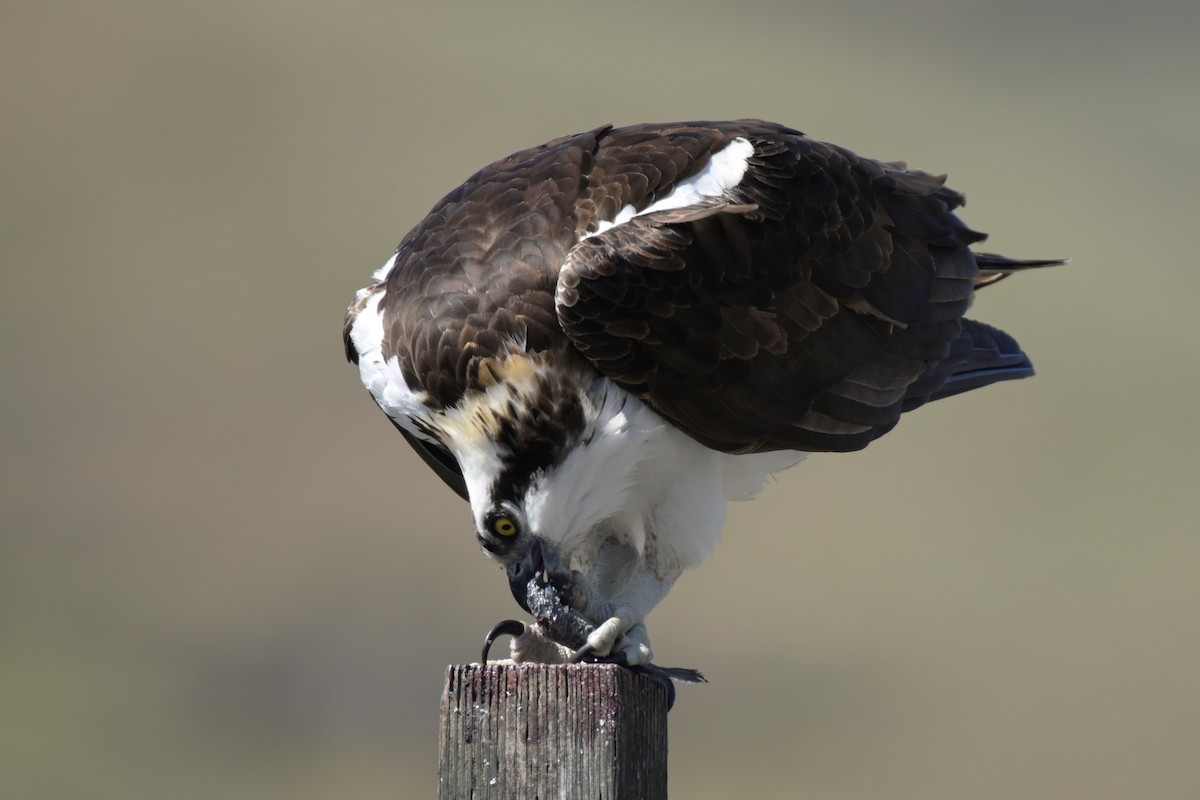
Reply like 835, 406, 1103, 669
481, 619, 527, 663
568, 642, 597, 664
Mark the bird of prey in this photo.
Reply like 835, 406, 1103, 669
344, 120, 1058, 671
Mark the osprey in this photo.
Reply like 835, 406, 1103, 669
344, 120, 1058, 671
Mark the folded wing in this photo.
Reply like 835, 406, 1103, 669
556, 133, 1056, 453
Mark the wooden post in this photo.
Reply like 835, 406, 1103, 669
438, 663, 670, 799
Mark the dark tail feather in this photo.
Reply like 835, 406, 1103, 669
903, 320, 1034, 411
974, 253, 1067, 288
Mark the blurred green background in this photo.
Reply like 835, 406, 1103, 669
3, 1, 1198, 797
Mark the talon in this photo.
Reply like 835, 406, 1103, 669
569, 644, 630, 668
607, 650, 630, 667
481, 619, 527, 663
569, 642, 597, 663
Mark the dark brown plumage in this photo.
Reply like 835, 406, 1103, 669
344, 120, 1062, 669
346, 119, 1058, 486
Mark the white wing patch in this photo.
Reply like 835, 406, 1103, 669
584, 137, 755, 239
349, 285, 431, 439
369, 252, 399, 285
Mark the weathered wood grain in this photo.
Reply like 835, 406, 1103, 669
438, 663, 670, 799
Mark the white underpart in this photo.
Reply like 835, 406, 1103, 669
520, 377, 805, 575
511, 376, 806, 663
584, 137, 755, 239
721, 449, 808, 502
522, 384, 666, 557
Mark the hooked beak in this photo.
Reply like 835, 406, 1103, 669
506, 538, 568, 613
506, 540, 538, 613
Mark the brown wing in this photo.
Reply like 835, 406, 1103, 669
360, 123, 748, 411
556, 132, 1042, 453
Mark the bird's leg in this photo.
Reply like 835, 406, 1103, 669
503, 534, 684, 668
512, 551, 664, 666
572, 554, 681, 667
480, 617, 704, 712
486, 551, 705, 710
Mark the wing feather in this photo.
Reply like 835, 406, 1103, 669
351, 120, 1060, 463
556, 130, 1050, 453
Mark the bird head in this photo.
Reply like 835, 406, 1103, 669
474, 506, 568, 613
434, 353, 657, 621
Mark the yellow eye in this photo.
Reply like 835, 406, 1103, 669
491, 515, 518, 537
